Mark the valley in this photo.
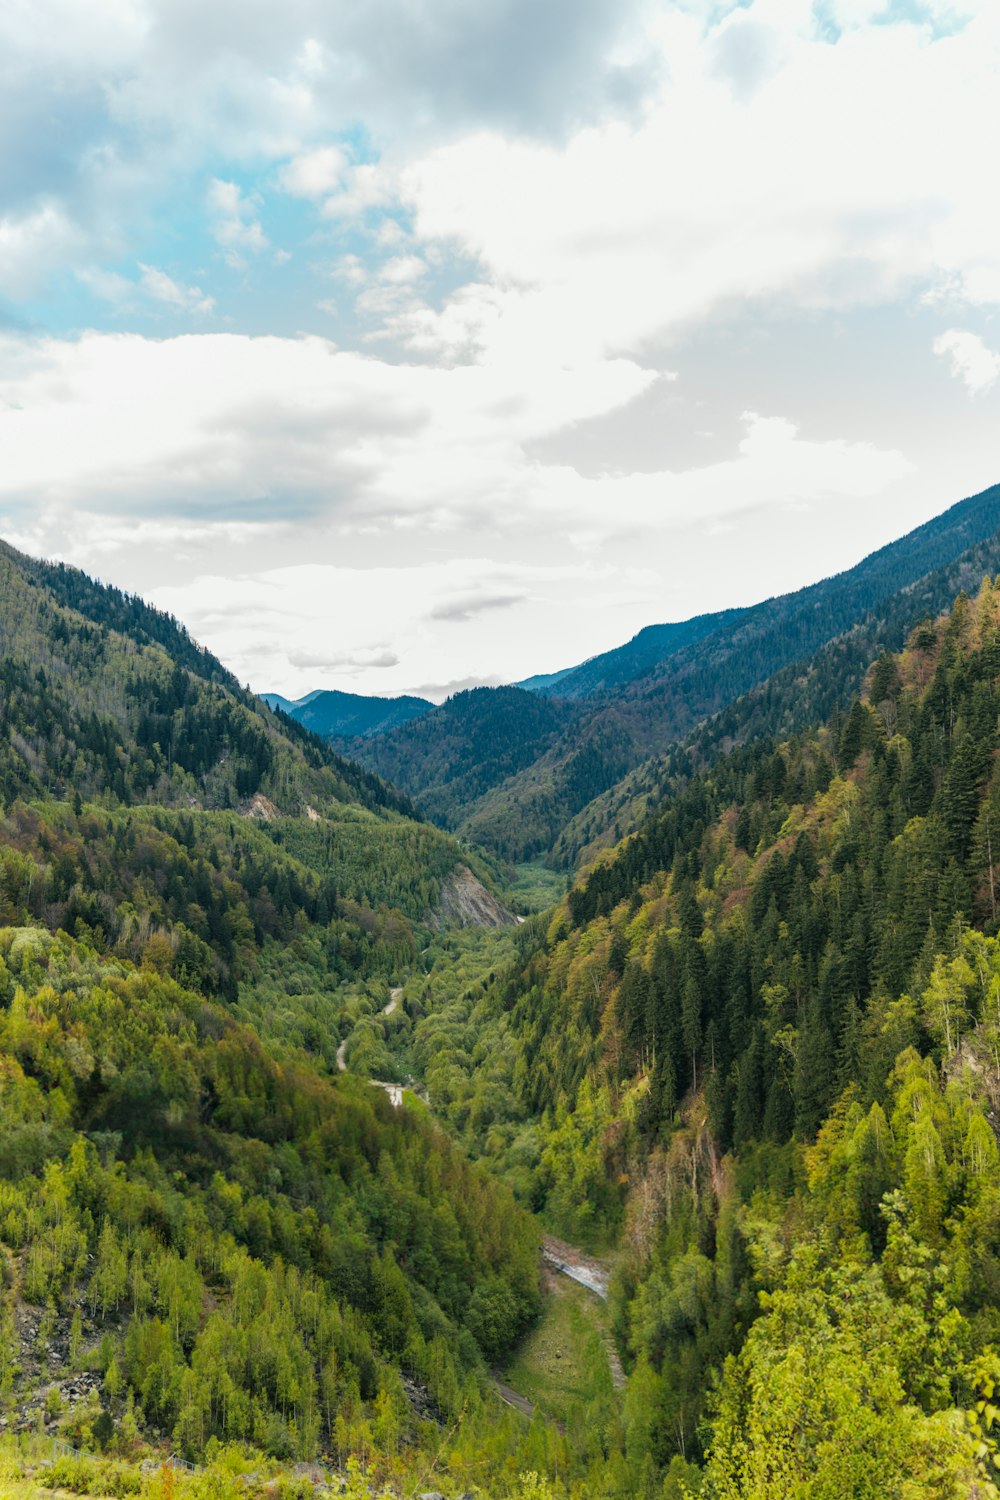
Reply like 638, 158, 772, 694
5, 0, 1000, 1488
2, 505, 1000, 1497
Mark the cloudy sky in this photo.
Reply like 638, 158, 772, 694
1, 0, 998, 700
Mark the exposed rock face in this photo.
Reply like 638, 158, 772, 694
436, 865, 516, 929
243, 792, 280, 821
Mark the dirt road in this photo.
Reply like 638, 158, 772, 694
336, 985, 403, 1074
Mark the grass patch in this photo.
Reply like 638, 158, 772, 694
502, 1277, 615, 1424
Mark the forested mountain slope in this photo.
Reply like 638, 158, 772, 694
356, 482, 1000, 863
10, 532, 1000, 1495
462, 481, 1000, 861
0, 540, 412, 818
11, 546, 244, 693
352, 685, 579, 832
554, 515, 1000, 868
0, 927, 542, 1465
385, 582, 1000, 1493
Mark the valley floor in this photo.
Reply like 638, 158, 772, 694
500, 1270, 619, 1428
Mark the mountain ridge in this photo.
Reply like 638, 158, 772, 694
518, 605, 750, 701
354, 481, 1000, 861
263, 687, 434, 740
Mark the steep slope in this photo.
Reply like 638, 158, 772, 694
0, 538, 516, 956
0, 542, 547, 1478
553, 516, 1000, 867
455, 481, 1000, 859
269, 687, 434, 739
0, 539, 411, 818
12, 545, 244, 692
518, 606, 748, 701
0, 926, 541, 1464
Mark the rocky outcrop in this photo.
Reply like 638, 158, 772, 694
242, 792, 280, 821
435, 865, 516, 929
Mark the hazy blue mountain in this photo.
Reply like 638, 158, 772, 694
516, 664, 579, 694
264, 687, 434, 739
261, 692, 302, 715
519, 608, 749, 700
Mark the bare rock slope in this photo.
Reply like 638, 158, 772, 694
436, 865, 517, 929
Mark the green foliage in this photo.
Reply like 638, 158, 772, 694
390, 582, 1000, 1492
0, 927, 539, 1464
12, 527, 1000, 1497
704, 1250, 983, 1498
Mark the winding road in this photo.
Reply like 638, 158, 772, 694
336, 986, 403, 1088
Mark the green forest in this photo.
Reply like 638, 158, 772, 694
356, 580, 1000, 1495
5, 533, 1000, 1498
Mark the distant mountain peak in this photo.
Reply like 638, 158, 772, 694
263, 686, 434, 740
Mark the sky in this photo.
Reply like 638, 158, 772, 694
1, 0, 998, 702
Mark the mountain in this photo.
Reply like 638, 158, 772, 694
0, 539, 416, 819
0, 538, 519, 945
260, 689, 310, 715
351, 684, 579, 833
518, 606, 749, 701
10, 524, 1000, 1497
0, 537, 546, 1480
264, 687, 434, 739
514, 663, 579, 694
357, 481, 1000, 862
553, 513, 1000, 868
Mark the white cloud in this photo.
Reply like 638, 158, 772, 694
0, 325, 922, 695
78, 263, 214, 316
933, 328, 1000, 396
0, 1, 996, 697
321, 3, 998, 373
0, 331, 912, 532
150, 556, 621, 700
138, 264, 214, 313
331, 254, 368, 288
828, 0, 888, 26
0, 204, 85, 299
379, 255, 427, 286
207, 179, 267, 260
0, 513, 280, 568
2, 0, 997, 336
280, 146, 346, 199
320, 163, 396, 222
